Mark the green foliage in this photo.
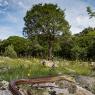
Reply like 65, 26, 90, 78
23, 3, 70, 37
73, 27, 95, 60
1, 36, 31, 56
59, 36, 74, 59
0, 26, 95, 60
4, 45, 17, 58
71, 46, 87, 60
23, 3, 70, 59
87, 42, 95, 60
0, 57, 58, 81
0, 40, 3, 55
87, 7, 95, 18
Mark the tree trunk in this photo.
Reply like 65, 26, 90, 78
48, 41, 53, 60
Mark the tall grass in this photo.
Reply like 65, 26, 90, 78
0, 56, 92, 81
0, 57, 58, 81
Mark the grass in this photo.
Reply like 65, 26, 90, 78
56, 60, 91, 75
0, 56, 92, 81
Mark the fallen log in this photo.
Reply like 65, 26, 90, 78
9, 75, 75, 95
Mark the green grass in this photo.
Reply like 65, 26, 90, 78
0, 56, 92, 81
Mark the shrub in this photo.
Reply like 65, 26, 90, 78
4, 44, 17, 58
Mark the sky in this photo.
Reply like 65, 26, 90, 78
0, 0, 95, 40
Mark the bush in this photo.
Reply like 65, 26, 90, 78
4, 45, 17, 58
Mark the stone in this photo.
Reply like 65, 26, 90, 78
0, 90, 12, 95
41, 60, 58, 68
0, 81, 9, 90
90, 62, 95, 71
68, 84, 77, 94
75, 76, 95, 94
76, 86, 94, 95
0, 81, 13, 95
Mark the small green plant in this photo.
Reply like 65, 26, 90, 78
4, 44, 17, 58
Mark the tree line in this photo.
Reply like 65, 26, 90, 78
0, 4, 95, 61
0, 27, 95, 61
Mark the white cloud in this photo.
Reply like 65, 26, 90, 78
76, 15, 87, 24
18, 1, 27, 9
0, 0, 9, 13
0, 26, 11, 32
64, 0, 95, 34
71, 27, 82, 34
73, 15, 95, 33
0, 10, 5, 14
0, 26, 14, 40
4, 0, 8, 6
0, 26, 23, 40
0, 0, 8, 7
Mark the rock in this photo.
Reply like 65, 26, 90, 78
75, 76, 95, 94
68, 83, 77, 94
89, 62, 95, 71
0, 90, 12, 95
76, 86, 94, 95
41, 60, 58, 68
0, 81, 13, 95
0, 81, 9, 90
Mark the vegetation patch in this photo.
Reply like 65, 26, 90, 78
0, 57, 92, 81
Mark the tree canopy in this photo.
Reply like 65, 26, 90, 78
0, 36, 30, 56
23, 3, 70, 60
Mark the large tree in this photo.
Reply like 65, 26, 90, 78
23, 3, 70, 60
